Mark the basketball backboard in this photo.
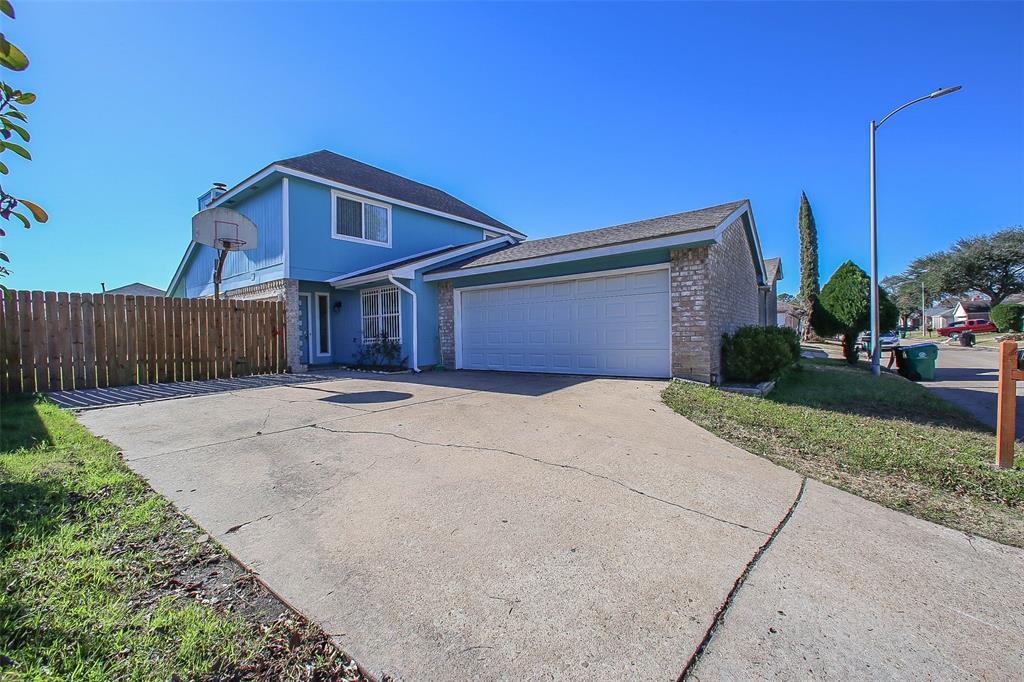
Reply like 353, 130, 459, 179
192, 207, 258, 251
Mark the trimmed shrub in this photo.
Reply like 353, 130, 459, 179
991, 304, 1024, 332
812, 260, 899, 364
721, 325, 801, 383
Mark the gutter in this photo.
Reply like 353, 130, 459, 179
387, 275, 420, 373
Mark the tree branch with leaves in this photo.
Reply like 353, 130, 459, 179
0, 0, 48, 280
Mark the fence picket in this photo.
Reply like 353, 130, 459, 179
17, 291, 32, 392
94, 295, 108, 388
260, 301, 269, 372
154, 297, 167, 382
0, 292, 14, 394
44, 292, 62, 391
126, 296, 139, 385
70, 294, 86, 390
196, 298, 205, 380
55, 293, 72, 390
81, 294, 96, 389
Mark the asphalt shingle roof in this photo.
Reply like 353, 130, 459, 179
763, 257, 782, 283
330, 242, 503, 282
276, 151, 523, 236
958, 300, 991, 313
432, 200, 747, 272
924, 306, 955, 316
101, 283, 166, 297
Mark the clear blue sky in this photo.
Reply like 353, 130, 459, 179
5, 1, 1022, 295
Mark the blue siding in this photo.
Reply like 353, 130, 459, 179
176, 183, 285, 297
287, 178, 489, 282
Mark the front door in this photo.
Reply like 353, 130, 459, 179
298, 294, 310, 365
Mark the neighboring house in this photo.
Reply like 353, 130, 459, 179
776, 301, 803, 335
924, 306, 955, 332
101, 282, 166, 297
167, 150, 775, 384
1000, 294, 1024, 306
952, 299, 991, 322
760, 257, 783, 326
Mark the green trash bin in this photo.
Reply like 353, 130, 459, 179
896, 343, 939, 381
899, 330, 907, 339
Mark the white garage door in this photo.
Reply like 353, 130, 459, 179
458, 267, 670, 378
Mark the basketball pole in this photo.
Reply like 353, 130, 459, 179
213, 249, 228, 300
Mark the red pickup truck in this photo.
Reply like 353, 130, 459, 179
938, 319, 997, 336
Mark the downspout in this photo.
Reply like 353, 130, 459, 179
388, 275, 419, 373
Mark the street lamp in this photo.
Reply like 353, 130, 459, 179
869, 85, 962, 376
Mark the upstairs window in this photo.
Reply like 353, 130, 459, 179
332, 189, 391, 246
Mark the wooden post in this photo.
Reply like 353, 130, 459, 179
996, 340, 1022, 469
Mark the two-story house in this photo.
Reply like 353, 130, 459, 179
168, 150, 778, 384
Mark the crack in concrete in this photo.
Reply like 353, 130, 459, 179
677, 476, 808, 681
128, 389, 483, 462
310, 424, 771, 536
223, 459, 379, 535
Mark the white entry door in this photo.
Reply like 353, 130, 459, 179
457, 266, 671, 378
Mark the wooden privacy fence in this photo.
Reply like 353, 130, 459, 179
0, 291, 288, 395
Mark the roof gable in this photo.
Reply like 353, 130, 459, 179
102, 283, 166, 297
763, 257, 782, 284
956, 300, 992, 313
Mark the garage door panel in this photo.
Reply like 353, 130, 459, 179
459, 268, 670, 378
633, 270, 668, 291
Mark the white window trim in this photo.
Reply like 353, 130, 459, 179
314, 292, 332, 357
330, 188, 392, 248
360, 285, 402, 344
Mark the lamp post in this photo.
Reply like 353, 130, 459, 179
921, 280, 926, 338
869, 85, 962, 376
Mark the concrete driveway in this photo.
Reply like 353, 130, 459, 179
78, 371, 1024, 680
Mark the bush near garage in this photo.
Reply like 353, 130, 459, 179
721, 325, 801, 383
991, 304, 1024, 332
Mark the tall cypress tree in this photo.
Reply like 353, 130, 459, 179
798, 191, 820, 338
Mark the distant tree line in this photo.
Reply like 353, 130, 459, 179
882, 227, 1024, 321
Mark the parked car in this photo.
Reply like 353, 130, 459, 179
856, 330, 900, 352
938, 319, 997, 336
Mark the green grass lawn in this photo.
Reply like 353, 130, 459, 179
0, 398, 359, 680
969, 331, 1006, 348
662, 360, 1024, 548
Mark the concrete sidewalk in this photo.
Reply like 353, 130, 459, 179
77, 370, 1024, 680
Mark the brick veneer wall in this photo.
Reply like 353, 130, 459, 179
706, 217, 761, 378
437, 282, 455, 368
671, 216, 761, 383
670, 246, 712, 381
218, 278, 304, 373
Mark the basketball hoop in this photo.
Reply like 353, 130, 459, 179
191, 207, 259, 300
215, 237, 247, 251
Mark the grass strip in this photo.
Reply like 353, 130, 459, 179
1, 397, 361, 680
662, 360, 1024, 547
